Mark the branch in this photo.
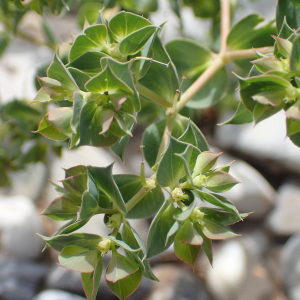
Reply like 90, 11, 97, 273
176, 46, 274, 111
220, 0, 231, 54
176, 55, 225, 111
224, 46, 274, 62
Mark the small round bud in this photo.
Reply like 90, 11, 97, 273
104, 213, 123, 228
171, 187, 188, 202
146, 178, 156, 190
190, 207, 205, 223
97, 239, 111, 256
193, 174, 207, 187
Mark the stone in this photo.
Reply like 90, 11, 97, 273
33, 290, 86, 300
218, 154, 276, 219
205, 239, 274, 300
216, 111, 300, 172
0, 259, 48, 300
206, 240, 247, 300
267, 182, 300, 236
0, 195, 44, 259
0, 162, 48, 202
281, 233, 300, 300
146, 264, 211, 300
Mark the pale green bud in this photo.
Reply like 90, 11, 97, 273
190, 208, 205, 223
97, 238, 111, 256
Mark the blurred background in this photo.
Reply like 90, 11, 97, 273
1, 0, 300, 299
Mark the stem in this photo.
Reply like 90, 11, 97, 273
97, 208, 119, 214
176, 46, 274, 111
224, 46, 274, 62
126, 186, 150, 211
177, 55, 225, 111
17, 30, 55, 51
136, 82, 171, 108
220, 0, 231, 54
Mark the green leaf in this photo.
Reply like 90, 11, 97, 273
105, 235, 141, 253
142, 116, 208, 168
61, 173, 87, 202
40, 232, 102, 252
286, 100, 300, 120
174, 236, 201, 269
106, 251, 139, 283
166, 38, 212, 76
253, 102, 283, 124
202, 218, 240, 240
218, 101, 253, 125
84, 24, 107, 46
64, 165, 87, 177
176, 221, 203, 245
33, 88, 53, 103
57, 219, 89, 235
199, 207, 248, 226
287, 117, 300, 136
206, 171, 239, 193
166, 39, 227, 108
238, 75, 292, 111
80, 191, 98, 220
59, 246, 98, 273
119, 26, 158, 55
79, 100, 118, 147
277, 0, 300, 34
47, 52, 79, 91
100, 57, 140, 111
196, 190, 239, 216
185, 68, 228, 109
108, 11, 152, 41
37, 77, 66, 100
227, 14, 275, 50
69, 35, 103, 62
41, 196, 79, 221
174, 199, 197, 222
67, 51, 107, 75
81, 256, 103, 300
146, 201, 180, 258
156, 136, 197, 189
47, 107, 73, 137
290, 34, 300, 71
106, 268, 142, 300
110, 125, 134, 162
0, 34, 10, 57
88, 164, 127, 213
121, 0, 158, 14
114, 174, 164, 219
193, 223, 213, 265
35, 114, 69, 141
289, 131, 300, 147
85, 65, 134, 97
138, 36, 179, 106
192, 151, 222, 176
67, 68, 91, 92
71, 92, 85, 134
165, 221, 181, 246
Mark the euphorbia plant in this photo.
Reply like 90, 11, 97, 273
18, 0, 300, 299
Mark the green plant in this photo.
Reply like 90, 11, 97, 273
1, 0, 300, 299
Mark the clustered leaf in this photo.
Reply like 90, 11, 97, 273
34, 11, 160, 150
231, 18, 300, 147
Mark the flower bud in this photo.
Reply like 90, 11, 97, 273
97, 238, 111, 256
171, 187, 188, 202
105, 213, 123, 228
190, 207, 205, 223
193, 174, 207, 187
